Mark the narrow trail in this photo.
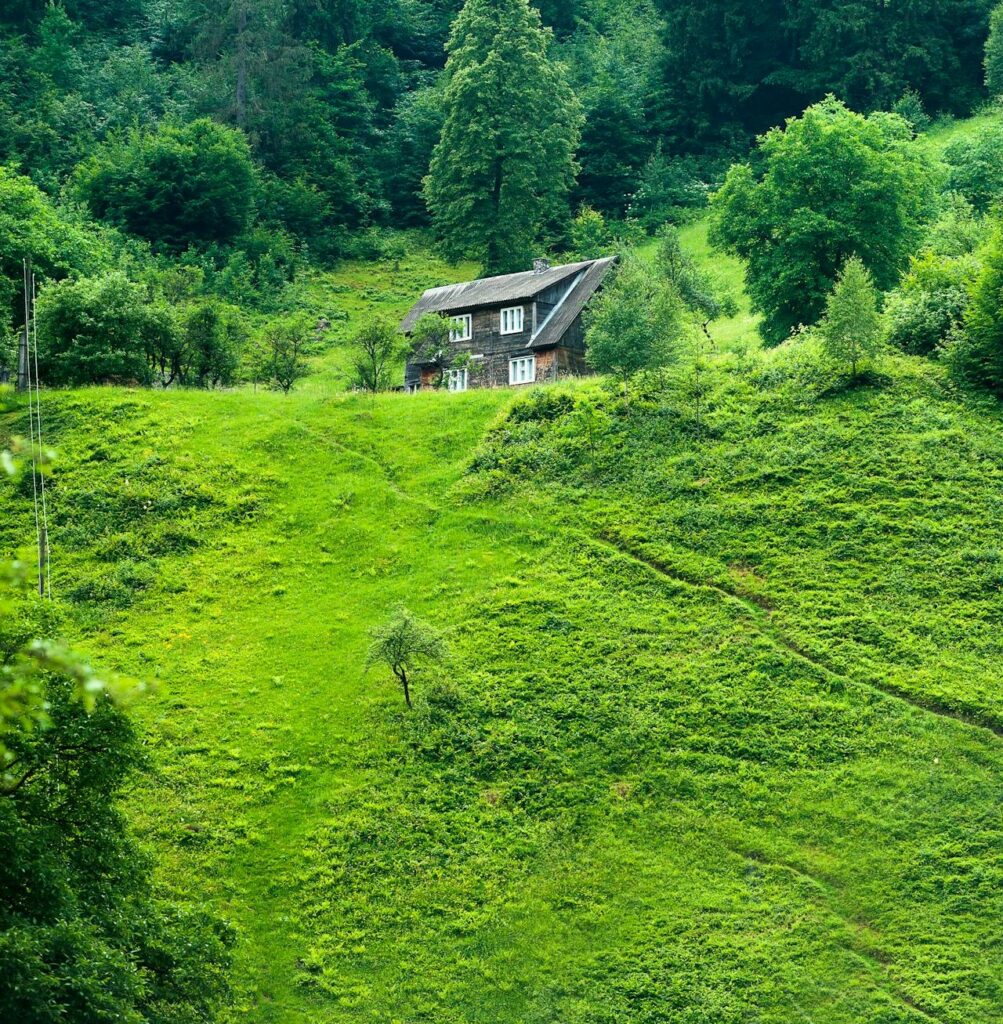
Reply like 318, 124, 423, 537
589, 530, 1003, 740
727, 844, 949, 1024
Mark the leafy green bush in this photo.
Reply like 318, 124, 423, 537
892, 88, 931, 133
0, 165, 108, 324
885, 250, 979, 356
944, 123, 1003, 212
74, 118, 258, 251
36, 272, 168, 386
945, 225, 1003, 393
629, 146, 713, 230
0, 677, 233, 1023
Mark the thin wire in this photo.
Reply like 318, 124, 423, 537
30, 273, 51, 599
22, 261, 42, 597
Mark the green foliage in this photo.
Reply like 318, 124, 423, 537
74, 118, 258, 251
944, 122, 1003, 213
584, 256, 685, 384
0, 678, 233, 1023
381, 85, 445, 227
424, 0, 582, 273
653, 0, 992, 152
892, 88, 932, 134
885, 249, 981, 356
819, 256, 883, 376
256, 316, 310, 393
0, 166, 107, 328
711, 98, 934, 345
350, 318, 405, 392
986, 3, 1003, 98
656, 225, 737, 326
949, 224, 1003, 393
366, 605, 447, 707
569, 206, 617, 260
628, 146, 712, 231
174, 301, 247, 389
36, 273, 168, 386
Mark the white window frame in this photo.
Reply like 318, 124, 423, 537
450, 314, 472, 343
447, 368, 468, 392
509, 355, 536, 386
500, 305, 525, 336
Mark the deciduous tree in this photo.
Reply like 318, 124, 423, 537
366, 606, 446, 708
711, 98, 932, 346
351, 318, 404, 392
584, 255, 684, 390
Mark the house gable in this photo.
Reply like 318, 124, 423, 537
402, 257, 617, 389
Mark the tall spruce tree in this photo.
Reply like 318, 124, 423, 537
423, 0, 582, 274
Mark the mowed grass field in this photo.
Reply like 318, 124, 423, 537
2, 344, 1001, 1023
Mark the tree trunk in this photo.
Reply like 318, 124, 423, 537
399, 670, 412, 709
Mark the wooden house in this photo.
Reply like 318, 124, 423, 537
400, 256, 617, 391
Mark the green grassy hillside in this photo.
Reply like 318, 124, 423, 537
2, 344, 1001, 1023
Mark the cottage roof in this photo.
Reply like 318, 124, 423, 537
529, 257, 617, 349
400, 258, 614, 334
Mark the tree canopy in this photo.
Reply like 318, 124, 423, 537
710, 98, 934, 345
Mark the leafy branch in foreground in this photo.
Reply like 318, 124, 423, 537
0, 440, 129, 774
366, 606, 447, 708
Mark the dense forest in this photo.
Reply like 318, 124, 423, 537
0, 0, 997, 268
4, 2, 1003, 1023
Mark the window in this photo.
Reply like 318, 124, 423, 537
450, 314, 472, 343
500, 306, 525, 335
448, 368, 468, 392
509, 355, 536, 385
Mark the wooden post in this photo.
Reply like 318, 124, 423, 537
16, 327, 28, 392
38, 520, 47, 597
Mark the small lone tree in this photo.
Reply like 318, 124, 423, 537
366, 607, 447, 708
987, 3, 1003, 98
584, 256, 683, 394
351, 318, 403, 393
819, 256, 883, 378
260, 317, 308, 394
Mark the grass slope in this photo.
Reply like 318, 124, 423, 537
2, 347, 1001, 1023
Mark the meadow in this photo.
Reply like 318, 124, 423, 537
2, 332, 1001, 1023
2, 115, 1003, 1024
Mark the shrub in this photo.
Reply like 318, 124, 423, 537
74, 118, 258, 251
892, 89, 931, 134
629, 146, 711, 230
36, 272, 167, 386
944, 124, 1003, 213
885, 250, 979, 356
947, 227, 1003, 394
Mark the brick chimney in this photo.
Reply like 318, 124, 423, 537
533, 258, 551, 275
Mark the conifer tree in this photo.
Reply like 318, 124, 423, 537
986, 3, 1003, 98
820, 256, 883, 378
423, 0, 582, 274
